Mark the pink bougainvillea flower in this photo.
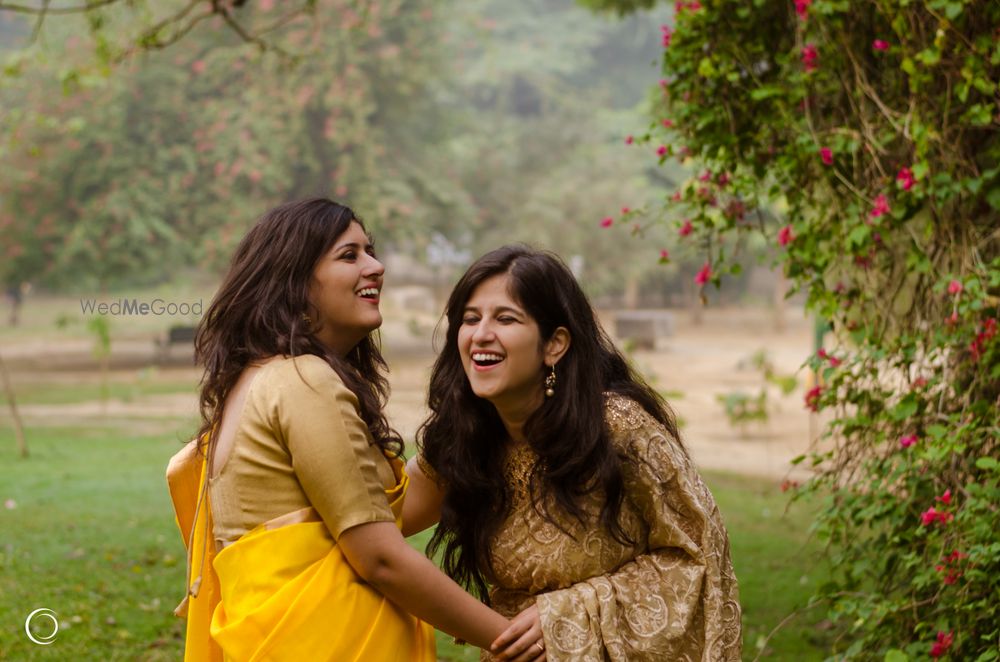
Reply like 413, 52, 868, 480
930, 631, 954, 659
869, 194, 891, 219
621, 206, 630, 215
624, 134, 634, 145
780, 479, 800, 492
659, 78, 669, 90
656, 145, 668, 157
819, 147, 833, 166
659, 249, 670, 263
936, 489, 952, 505
698, 169, 713, 182
898, 434, 918, 448
897, 167, 915, 191
600, 217, 613, 228
661, 25, 673, 48
716, 172, 730, 187
662, 118, 674, 128
694, 262, 712, 285
801, 44, 819, 73
947, 279, 963, 295
816, 349, 843, 368
191, 60, 207, 75
794, 0, 811, 20
778, 225, 795, 247
679, 218, 693, 236
804, 385, 822, 411
670, 190, 682, 202
946, 310, 959, 325
872, 39, 889, 51
920, 507, 940, 526
687, 0, 702, 10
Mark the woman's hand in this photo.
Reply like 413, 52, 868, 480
489, 603, 546, 661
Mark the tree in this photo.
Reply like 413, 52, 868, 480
0, 0, 453, 288
586, 0, 999, 658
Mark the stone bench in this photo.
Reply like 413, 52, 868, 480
155, 325, 197, 364
614, 310, 675, 350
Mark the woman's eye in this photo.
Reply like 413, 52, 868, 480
497, 316, 516, 324
462, 316, 479, 325
341, 251, 356, 261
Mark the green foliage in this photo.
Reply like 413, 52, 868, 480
587, 0, 1000, 657
0, 0, 453, 288
716, 350, 798, 430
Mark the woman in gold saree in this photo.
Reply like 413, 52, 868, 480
167, 200, 536, 661
406, 245, 743, 661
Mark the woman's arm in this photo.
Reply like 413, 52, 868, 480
401, 456, 444, 537
338, 520, 509, 650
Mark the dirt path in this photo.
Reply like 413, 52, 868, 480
2, 307, 822, 481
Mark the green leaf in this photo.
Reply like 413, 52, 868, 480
884, 648, 909, 662
976, 457, 999, 471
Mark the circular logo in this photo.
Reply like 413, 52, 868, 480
25, 608, 59, 645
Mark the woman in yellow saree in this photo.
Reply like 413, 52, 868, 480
167, 199, 537, 662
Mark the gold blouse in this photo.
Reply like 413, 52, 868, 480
209, 355, 397, 547
427, 394, 742, 661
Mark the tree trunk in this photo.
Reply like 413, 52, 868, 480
0, 351, 28, 458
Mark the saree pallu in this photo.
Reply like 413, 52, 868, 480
168, 441, 435, 662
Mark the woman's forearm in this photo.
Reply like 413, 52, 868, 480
338, 520, 507, 649
368, 544, 508, 649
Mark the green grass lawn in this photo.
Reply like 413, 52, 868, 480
0, 426, 834, 660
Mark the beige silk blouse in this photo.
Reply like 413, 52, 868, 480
208, 355, 397, 547
424, 394, 741, 661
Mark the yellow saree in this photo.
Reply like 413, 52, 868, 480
167, 441, 436, 662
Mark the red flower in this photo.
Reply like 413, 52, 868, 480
872, 39, 889, 51
687, 0, 702, 10
898, 434, 918, 448
624, 134, 634, 145
694, 262, 712, 285
920, 507, 954, 526
820, 147, 833, 165
947, 279, 963, 295
930, 631, 954, 658
600, 217, 613, 228
656, 145, 668, 157
191, 60, 207, 75
716, 172, 730, 187
780, 479, 800, 492
801, 44, 819, 73
661, 25, 673, 48
778, 225, 795, 247
804, 385, 822, 411
794, 0, 811, 20
936, 489, 952, 505
679, 219, 693, 236
698, 169, 713, 182
869, 194, 891, 219
670, 191, 682, 202
662, 118, 674, 128
659, 78, 669, 90
659, 249, 670, 263
621, 206, 630, 215
897, 167, 915, 191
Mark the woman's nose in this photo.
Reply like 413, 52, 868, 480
471, 320, 494, 343
362, 254, 385, 278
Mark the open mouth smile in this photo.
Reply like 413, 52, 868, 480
471, 352, 505, 370
356, 287, 380, 302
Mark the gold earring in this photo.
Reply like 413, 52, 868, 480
301, 312, 312, 324
544, 364, 556, 397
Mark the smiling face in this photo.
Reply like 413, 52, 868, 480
308, 221, 384, 356
457, 273, 555, 414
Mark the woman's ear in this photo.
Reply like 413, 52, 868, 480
544, 327, 571, 366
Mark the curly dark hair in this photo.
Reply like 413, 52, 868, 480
195, 197, 403, 465
418, 244, 679, 601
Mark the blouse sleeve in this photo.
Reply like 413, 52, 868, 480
534, 401, 742, 661
269, 356, 396, 540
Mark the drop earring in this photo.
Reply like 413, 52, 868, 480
544, 364, 556, 397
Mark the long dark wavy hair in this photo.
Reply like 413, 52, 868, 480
419, 245, 679, 601
195, 198, 403, 464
